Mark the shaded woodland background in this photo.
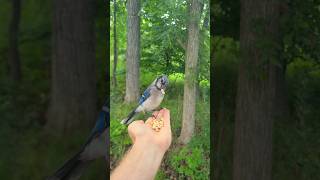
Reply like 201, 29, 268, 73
0, 0, 108, 179
110, 0, 210, 179
212, 0, 320, 179
1, 0, 319, 179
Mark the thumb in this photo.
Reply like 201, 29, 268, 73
128, 120, 144, 142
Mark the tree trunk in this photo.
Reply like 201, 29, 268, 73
233, 0, 280, 180
178, 0, 201, 145
125, 0, 140, 102
112, 0, 118, 87
8, 0, 21, 82
47, 0, 97, 135
275, 2, 290, 120
274, 63, 289, 119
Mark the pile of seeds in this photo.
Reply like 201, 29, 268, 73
151, 117, 164, 132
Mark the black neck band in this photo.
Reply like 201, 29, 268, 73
155, 77, 162, 90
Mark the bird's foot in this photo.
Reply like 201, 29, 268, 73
151, 110, 161, 120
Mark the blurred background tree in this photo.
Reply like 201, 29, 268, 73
8, 0, 22, 82
46, 0, 97, 135
212, 0, 320, 179
0, 0, 107, 179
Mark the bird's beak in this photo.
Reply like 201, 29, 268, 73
161, 89, 165, 94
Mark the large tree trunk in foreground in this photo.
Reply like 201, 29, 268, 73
8, 0, 22, 82
47, 0, 97, 135
125, 0, 140, 102
178, 0, 201, 145
233, 0, 280, 179
112, 0, 118, 87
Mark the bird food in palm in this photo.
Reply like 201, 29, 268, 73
151, 117, 164, 132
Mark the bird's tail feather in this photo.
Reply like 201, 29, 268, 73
46, 152, 89, 180
121, 109, 137, 125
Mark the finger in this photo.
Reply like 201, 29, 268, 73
152, 111, 159, 118
128, 120, 144, 131
160, 108, 171, 129
128, 120, 144, 142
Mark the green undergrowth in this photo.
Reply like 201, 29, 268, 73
110, 74, 210, 179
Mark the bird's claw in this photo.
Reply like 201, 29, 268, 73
152, 110, 161, 120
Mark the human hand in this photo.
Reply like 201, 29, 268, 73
128, 108, 172, 153
111, 109, 171, 180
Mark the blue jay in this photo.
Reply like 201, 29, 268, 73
121, 75, 169, 125
47, 100, 109, 180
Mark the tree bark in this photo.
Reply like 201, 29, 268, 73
125, 0, 140, 102
233, 0, 280, 180
8, 0, 22, 82
47, 0, 97, 135
274, 63, 289, 119
112, 0, 118, 87
195, 4, 208, 100
178, 0, 201, 145
274, 2, 290, 120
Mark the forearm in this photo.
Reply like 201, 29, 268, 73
111, 139, 165, 180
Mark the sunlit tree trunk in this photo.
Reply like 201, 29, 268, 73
125, 0, 140, 102
8, 0, 21, 82
112, 0, 118, 87
178, 0, 201, 145
233, 0, 280, 179
47, 0, 97, 135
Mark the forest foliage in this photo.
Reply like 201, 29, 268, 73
110, 0, 210, 179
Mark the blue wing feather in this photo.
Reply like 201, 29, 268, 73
138, 88, 151, 105
49, 101, 109, 179
92, 111, 107, 134
84, 106, 109, 146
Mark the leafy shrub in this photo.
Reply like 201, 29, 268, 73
110, 105, 132, 160
287, 58, 320, 123
212, 36, 239, 113
169, 147, 209, 179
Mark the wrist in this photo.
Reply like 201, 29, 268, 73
111, 136, 165, 180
